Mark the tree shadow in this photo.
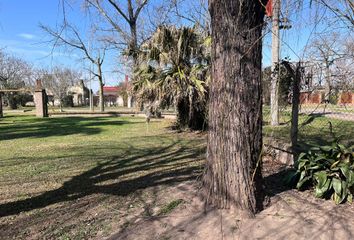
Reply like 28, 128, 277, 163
0, 116, 140, 141
0, 139, 205, 217
263, 167, 293, 198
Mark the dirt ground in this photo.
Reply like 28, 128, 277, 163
108, 159, 354, 240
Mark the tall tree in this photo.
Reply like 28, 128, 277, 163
41, 22, 107, 112
85, 0, 150, 65
316, 0, 354, 27
40, 67, 81, 112
133, 26, 210, 130
306, 33, 349, 101
203, 1, 266, 215
0, 50, 34, 109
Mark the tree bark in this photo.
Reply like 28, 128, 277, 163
97, 62, 105, 112
176, 98, 189, 129
60, 101, 63, 112
129, 21, 138, 65
291, 64, 301, 154
203, 0, 265, 215
325, 61, 331, 103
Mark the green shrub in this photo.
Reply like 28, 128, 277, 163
329, 92, 339, 105
62, 95, 73, 107
289, 142, 354, 204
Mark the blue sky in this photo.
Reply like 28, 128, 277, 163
0, 0, 350, 90
0, 0, 122, 91
0, 1, 78, 65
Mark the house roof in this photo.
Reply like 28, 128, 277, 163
103, 86, 120, 92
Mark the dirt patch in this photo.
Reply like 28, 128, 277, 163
108, 159, 354, 240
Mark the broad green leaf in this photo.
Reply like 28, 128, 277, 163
320, 146, 333, 152
314, 156, 327, 162
340, 165, 350, 179
296, 175, 311, 189
333, 192, 341, 205
297, 152, 307, 161
314, 171, 328, 188
338, 144, 346, 152
308, 165, 321, 170
298, 160, 308, 170
315, 178, 331, 198
347, 171, 354, 187
332, 178, 342, 196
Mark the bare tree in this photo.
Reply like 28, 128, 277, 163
40, 21, 107, 112
306, 33, 353, 100
0, 50, 34, 109
332, 37, 354, 90
169, 0, 210, 32
84, 0, 150, 65
0, 51, 33, 90
315, 0, 354, 27
40, 67, 82, 112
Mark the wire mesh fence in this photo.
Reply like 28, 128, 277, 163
263, 89, 354, 154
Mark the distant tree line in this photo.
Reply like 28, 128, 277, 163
0, 49, 82, 110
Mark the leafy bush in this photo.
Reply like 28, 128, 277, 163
289, 142, 354, 204
62, 95, 73, 107
15, 93, 33, 107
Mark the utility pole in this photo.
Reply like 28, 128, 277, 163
270, 0, 280, 126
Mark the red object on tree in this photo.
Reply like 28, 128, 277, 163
266, 0, 273, 17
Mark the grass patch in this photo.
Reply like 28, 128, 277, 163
158, 199, 184, 216
263, 110, 354, 149
0, 114, 205, 239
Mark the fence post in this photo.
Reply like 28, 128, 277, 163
291, 63, 301, 155
34, 80, 49, 118
0, 93, 3, 118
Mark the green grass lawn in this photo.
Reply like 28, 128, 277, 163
0, 110, 352, 239
263, 110, 354, 149
0, 115, 205, 239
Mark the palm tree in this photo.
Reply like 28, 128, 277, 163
133, 26, 210, 130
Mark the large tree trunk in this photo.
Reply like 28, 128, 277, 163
188, 93, 207, 130
130, 21, 138, 65
325, 62, 331, 103
203, 0, 265, 215
99, 81, 104, 112
176, 98, 189, 129
59, 101, 63, 112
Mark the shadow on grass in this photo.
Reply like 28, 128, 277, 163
0, 139, 205, 217
0, 116, 140, 141
264, 114, 354, 152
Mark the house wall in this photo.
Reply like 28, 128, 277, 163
338, 91, 354, 105
300, 90, 354, 105
300, 91, 323, 104
117, 96, 124, 106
